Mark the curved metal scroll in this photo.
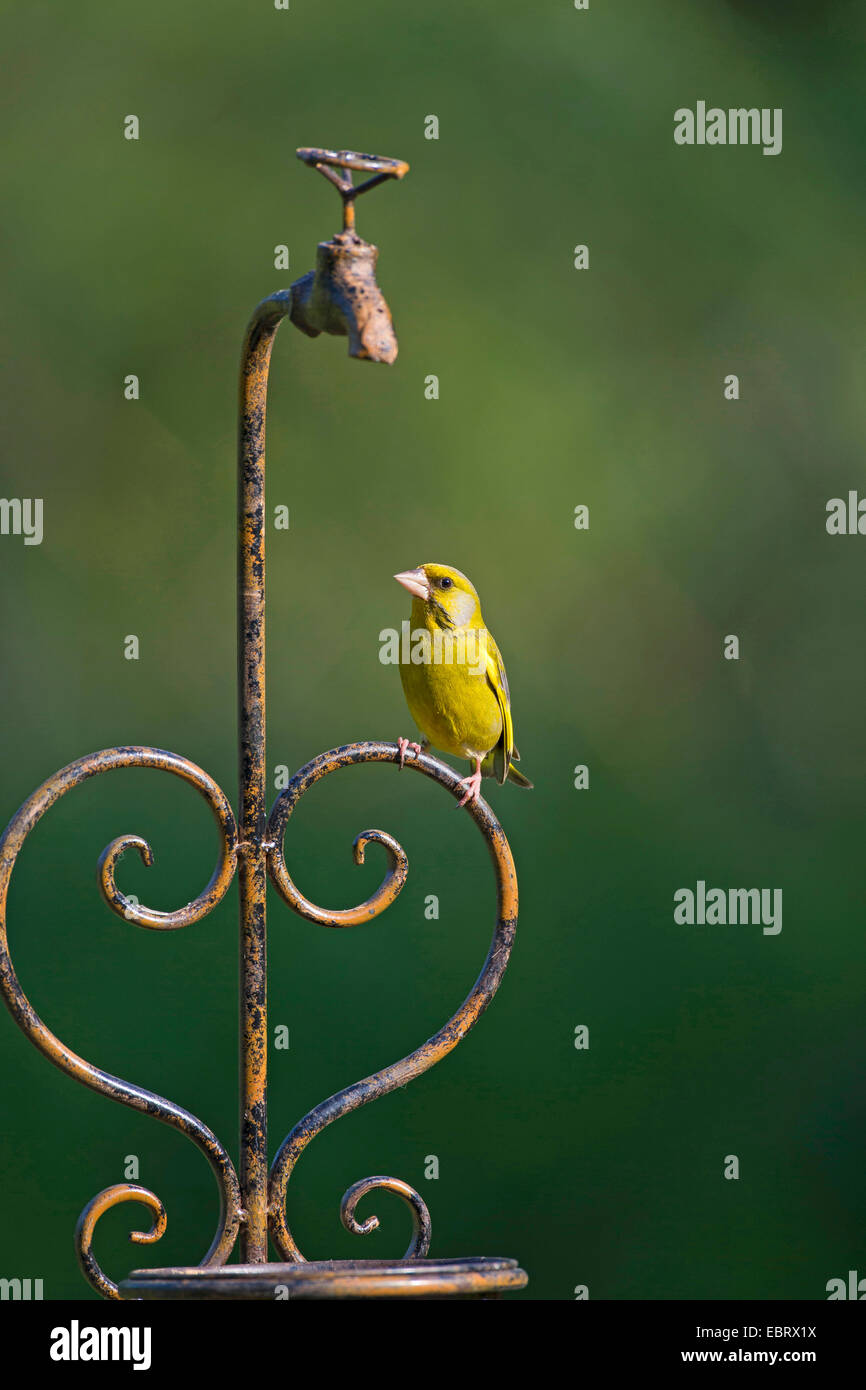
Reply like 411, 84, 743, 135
266, 740, 518, 1262
0, 746, 243, 1298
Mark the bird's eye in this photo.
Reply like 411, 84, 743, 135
439, 577, 453, 589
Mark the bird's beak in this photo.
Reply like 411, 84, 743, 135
394, 567, 431, 602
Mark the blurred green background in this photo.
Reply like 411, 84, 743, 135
1, 0, 864, 1301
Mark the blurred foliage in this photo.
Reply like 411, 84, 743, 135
0, 0, 864, 1299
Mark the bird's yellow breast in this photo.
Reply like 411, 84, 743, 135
399, 627, 502, 760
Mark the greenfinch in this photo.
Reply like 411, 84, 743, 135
393, 563, 533, 808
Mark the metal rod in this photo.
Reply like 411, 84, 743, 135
237, 288, 293, 1262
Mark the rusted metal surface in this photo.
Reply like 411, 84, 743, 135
0, 747, 243, 1299
266, 740, 519, 1264
341, 1177, 432, 1258
289, 233, 399, 364
1, 147, 529, 1299
120, 1257, 526, 1300
76, 1186, 167, 1301
237, 289, 294, 1261
289, 147, 407, 362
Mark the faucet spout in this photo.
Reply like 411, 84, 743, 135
289, 231, 398, 364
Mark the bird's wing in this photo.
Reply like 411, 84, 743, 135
485, 631, 514, 785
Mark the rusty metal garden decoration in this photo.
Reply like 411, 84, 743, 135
0, 150, 528, 1300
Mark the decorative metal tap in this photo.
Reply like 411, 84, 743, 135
289, 148, 407, 363
0, 148, 528, 1300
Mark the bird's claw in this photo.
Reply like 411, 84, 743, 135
455, 769, 483, 809
396, 737, 422, 769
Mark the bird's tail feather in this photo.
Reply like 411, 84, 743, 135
506, 762, 533, 789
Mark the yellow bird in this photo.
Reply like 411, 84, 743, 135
393, 563, 533, 807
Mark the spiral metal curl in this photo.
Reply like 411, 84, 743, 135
341, 1177, 432, 1258
266, 741, 519, 1262
0, 747, 243, 1298
267, 745, 409, 927
75, 1185, 168, 1300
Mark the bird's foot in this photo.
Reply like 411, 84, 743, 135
396, 737, 423, 769
456, 767, 483, 809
